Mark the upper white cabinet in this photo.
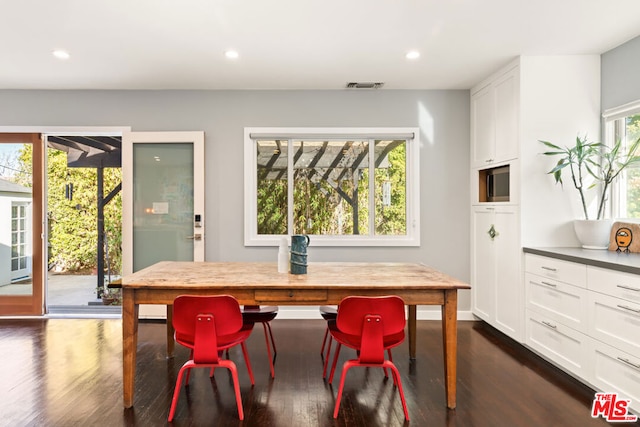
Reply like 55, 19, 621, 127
471, 64, 519, 168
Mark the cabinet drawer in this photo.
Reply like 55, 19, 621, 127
590, 339, 640, 415
525, 254, 586, 288
588, 291, 640, 357
525, 273, 588, 333
525, 309, 589, 378
588, 266, 640, 304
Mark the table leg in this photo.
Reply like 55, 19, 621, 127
166, 304, 175, 358
408, 305, 417, 359
122, 289, 139, 408
442, 289, 458, 409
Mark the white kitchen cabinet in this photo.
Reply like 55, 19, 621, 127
470, 64, 519, 168
524, 254, 590, 377
470, 55, 600, 346
523, 251, 640, 415
471, 205, 521, 340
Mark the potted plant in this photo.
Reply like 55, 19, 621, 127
101, 286, 122, 305
540, 135, 640, 248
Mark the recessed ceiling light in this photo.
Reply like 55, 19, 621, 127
225, 50, 239, 59
52, 49, 70, 60
406, 51, 420, 60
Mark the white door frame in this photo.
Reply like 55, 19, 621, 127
121, 131, 205, 276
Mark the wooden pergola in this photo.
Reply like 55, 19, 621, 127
256, 138, 402, 233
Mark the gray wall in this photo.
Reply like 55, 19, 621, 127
602, 35, 640, 110
0, 89, 472, 309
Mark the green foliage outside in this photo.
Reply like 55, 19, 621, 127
374, 144, 406, 235
257, 142, 406, 235
18, 146, 122, 274
625, 114, 640, 218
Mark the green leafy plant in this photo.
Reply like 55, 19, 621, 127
540, 135, 640, 220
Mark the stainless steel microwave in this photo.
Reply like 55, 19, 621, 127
487, 166, 510, 202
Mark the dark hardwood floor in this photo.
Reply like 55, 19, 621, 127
0, 317, 636, 427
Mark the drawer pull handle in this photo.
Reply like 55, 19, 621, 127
616, 304, 640, 314
541, 321, 557, 329
617, 284, 640, 292
541, 266, 557, 272
540, 281, 557, 288
617, 357, 640, 370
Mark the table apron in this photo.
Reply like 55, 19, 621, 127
127, 288, 446, 306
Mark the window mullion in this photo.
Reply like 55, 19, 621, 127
287, 138, 294, 235
369, 139, 375, 236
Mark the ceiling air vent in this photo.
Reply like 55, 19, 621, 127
346, 82, 384, 89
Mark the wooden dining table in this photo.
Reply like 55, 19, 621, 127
121, 261, 470, 410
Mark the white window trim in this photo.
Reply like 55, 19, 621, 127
244, 127, 420, 247
604, 100, 640, 218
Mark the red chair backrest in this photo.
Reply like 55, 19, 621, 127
336, 296, 406, 337
173, 295, 243, 341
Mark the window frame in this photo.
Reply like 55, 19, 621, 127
604, 100, 640, 219
244, 127, 420, 247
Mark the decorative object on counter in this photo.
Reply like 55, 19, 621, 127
290, 234, 310, 274
540, 135, 640, 249
277, 237, 289, 273
608, 221, 640, 253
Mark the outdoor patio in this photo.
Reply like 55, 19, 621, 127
0, 273, 121, 316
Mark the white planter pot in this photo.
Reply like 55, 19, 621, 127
573, 219, 612, 250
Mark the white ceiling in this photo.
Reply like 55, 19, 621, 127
2, 0, 640, 90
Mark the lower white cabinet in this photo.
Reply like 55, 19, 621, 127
525, 309, 589, 378
471, 205, 521, 341
524, 253, 640, 415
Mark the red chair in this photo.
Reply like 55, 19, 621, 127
241, 305, 278, 378
168, 295, 255, 421
328, 296, 409, 420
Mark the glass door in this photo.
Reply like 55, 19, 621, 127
122, 131, 204, 318
0, 134, 44, 315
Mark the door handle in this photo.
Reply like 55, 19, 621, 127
487, 225, 498, 240
186, 234, 202, 241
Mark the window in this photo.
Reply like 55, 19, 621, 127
244, 128, 420, 246
11, 202, 30, 279
605, 101, 640, 218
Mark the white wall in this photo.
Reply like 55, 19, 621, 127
519, 55, 601, 247
0, 89, 472, 315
